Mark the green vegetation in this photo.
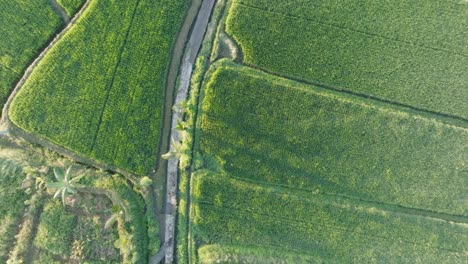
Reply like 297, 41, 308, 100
0, 0, 62, 111
9, 0, 190, 174
95, 174, 150, 263
186, 61, 468, 262
198, 244, 329, 263
225, 1, 468, 119
34, 200, 77, 256
199, 62, 467, 216
0, 137, 154, 263
0, 144, 32, 261
57, 0, 86, 16
192, 173, 466, 263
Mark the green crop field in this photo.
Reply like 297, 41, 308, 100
184, 61, 468, 262
192, 173, 466, 263
9, 0, 190, 174
199, 62, 467, 216
225, 0, 468, 119
57, 0, 86, 17
0, 0, 62, 113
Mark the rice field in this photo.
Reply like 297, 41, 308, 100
225, 0, 468, 119
9, 0, 190, 174
186, 61, 468, 263
0, 0, 62, 113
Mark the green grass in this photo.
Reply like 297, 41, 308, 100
57, 0, 86, 16
0, 0, 62, 112
192, 173, 467, 263
0, 146, 29, 260
9, 0, 190, 174
225, 1, 468, 119
187, 61, 468, 262
34, 200, 77, 256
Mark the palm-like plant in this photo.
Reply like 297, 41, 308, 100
161, 138, 185, 160
46, 166, 84, 205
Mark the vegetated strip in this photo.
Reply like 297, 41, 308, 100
224, 174, 468, 224
198, 61, 467, 217
8, 0, 190, 175
225, 2, 468, 120
191, 173, 467, 263
0, 0, 62, 116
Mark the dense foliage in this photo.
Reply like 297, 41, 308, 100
0, 0, 61, 112
57, 0, 86, 16
189, 61, 468, 262
225, 1, 468, 119
95, 174, 149, 263
10, 0, 190, 174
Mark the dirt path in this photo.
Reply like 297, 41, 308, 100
1, 0, 92, 126
163, 0, 216, 263
152, 0, 203, 248
47, 0, 70, 23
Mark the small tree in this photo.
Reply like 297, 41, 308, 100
46, 166, 84, 205
161, 138, 184, 160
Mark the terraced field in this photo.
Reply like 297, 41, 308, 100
0, 0, 62, 113
9, 0, 190, 174
225, 0, 468, 119
185, 61, 468, 262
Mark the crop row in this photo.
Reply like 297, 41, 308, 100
192, 172, 467, 263
0, 0, 62, 113
198, 61, 467, 216
9, 0, 190, 174
225, 2, 468, 119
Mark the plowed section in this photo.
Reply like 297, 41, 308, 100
9, 0, 189, 174
225, 1, 468, 120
